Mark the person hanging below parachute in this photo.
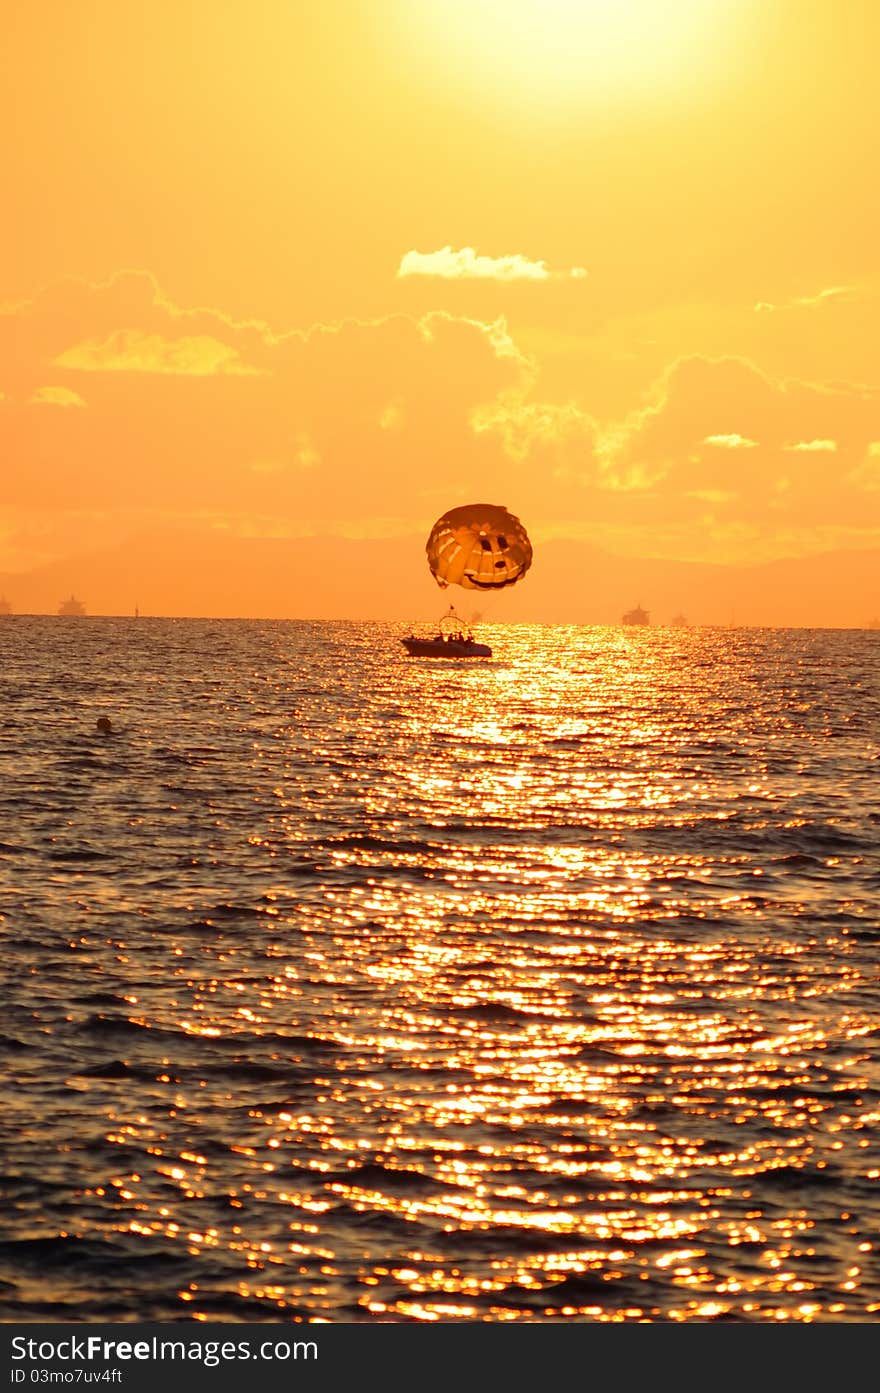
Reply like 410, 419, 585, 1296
424, 502, 533, 591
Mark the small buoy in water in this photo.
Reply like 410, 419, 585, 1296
96, 715, 113, 734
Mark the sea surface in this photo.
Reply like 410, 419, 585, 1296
0, 617, 878, 1323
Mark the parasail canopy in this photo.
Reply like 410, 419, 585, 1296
425, 503, 532, 591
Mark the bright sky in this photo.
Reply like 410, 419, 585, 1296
2, 0, 879, 609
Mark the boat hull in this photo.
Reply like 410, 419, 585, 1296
401, 637, 492, 659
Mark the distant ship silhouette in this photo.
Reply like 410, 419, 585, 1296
622, 603, 650, 626
0, 595, 11, 616
58, 594, 86, 616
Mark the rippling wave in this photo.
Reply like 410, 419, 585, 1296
0, 618, 878, 1322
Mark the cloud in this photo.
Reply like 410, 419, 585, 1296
848, 442, 880, 492
468, 350, 880, 543
398, 246, 586, 281
3, 271, 879, 572
29, 385, 86, 407
378, 400, 404, 431
685, 488, 739, 504
784, 438, 837, 452
703, 433, 758, 449
754, 286, 858, 313
293, 432, 320, 468
469, 392, 608, 511
0, 271, 529, 529
589, 356, 880, 546
55, 329, 263, 376
471, 393, 594, 461
610, 355, 879, 462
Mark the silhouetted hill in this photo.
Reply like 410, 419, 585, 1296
0, 529, 877, 627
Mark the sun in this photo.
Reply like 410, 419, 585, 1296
402, 0, 739, 106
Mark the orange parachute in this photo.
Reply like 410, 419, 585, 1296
425, 503, 533, 591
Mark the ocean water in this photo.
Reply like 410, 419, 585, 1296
0, 616, 878, 1323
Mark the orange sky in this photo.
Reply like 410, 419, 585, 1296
2, 0, 879, 615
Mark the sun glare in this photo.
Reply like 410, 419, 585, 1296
406, 0, 739, 105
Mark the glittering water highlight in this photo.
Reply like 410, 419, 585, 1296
0, 617, 878, 1322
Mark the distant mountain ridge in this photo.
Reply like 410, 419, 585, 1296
0, 529, 877, 628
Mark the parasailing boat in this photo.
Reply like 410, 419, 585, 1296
401, 502, 533, 658
401, 606, 492, 658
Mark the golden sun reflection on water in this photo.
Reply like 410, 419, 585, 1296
3, 621, 878, 1321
